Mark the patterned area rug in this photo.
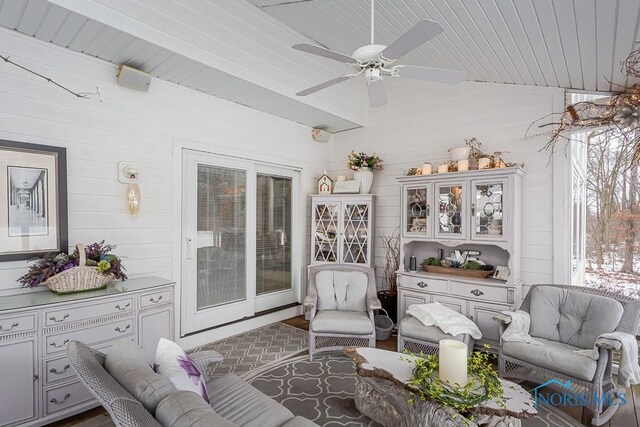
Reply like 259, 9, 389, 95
191, 322, 308, 378
243, 353, 582, 427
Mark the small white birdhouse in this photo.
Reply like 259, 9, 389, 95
317, 169, 333, 195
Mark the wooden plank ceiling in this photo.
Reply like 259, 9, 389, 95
249, 0, 640, 92
0, 0, 364, 132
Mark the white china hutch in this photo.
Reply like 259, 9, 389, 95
396, 167, 524, 348
311, 194, 374, 266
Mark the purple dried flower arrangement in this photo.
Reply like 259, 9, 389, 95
18, 240, 127, 288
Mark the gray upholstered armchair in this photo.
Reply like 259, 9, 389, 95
304, 264, 381, 360
496, 284, 640, 426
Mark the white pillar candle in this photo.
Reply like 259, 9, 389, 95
478, 157, 491, 170
439, 339, 468, 386
438, 163, 448, 174
336, 175, 347, 182
421, 163, 432, 175
457, 159, 469, 172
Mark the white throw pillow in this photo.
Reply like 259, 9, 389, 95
154, 338, 209, 403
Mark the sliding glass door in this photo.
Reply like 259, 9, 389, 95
254, 166, 298, 312
182, 151, 299, 334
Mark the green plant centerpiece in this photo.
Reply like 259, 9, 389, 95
404, 346, 504, 418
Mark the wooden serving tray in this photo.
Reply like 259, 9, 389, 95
422, 265, 494, 279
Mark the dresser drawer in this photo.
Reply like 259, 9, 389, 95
44, 357, 75, 385
139, 288, 172, 309
45, 318, 134, 355
401, 275, 448, 294
0, 312, 36, 335
45, 297, 135, 327
450, 281, 509, 303
43, 339, 133, 386
44, 380, 94, 416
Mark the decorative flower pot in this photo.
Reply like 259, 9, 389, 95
448, 146, 471, 161
354, 167, 374, 194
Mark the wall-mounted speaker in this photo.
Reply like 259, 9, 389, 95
116, 65, 151, 92
312, 128, 332, 143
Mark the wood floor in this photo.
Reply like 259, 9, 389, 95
47, 315, 640, 427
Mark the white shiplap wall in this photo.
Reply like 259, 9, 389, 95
0, 28, 330, 298
329, 80, 565, 289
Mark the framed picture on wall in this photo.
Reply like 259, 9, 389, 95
0, 140, 68, 261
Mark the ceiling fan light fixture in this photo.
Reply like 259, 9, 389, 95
365, 68, 382, 84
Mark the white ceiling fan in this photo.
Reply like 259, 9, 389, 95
292, 0, 465, 107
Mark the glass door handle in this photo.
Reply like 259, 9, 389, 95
186, 237, 193, 260
471, 203, 476, 217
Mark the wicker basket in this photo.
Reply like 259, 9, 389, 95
45, 244, 114, 294
374, 308, 394, 341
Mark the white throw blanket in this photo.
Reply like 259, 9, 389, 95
499, 310, 543, 346
407, 302, 482, 339
574, 331, 640, 387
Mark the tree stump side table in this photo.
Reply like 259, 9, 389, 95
345, 347, 537, 427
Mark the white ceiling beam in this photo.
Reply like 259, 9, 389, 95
46, 0, 366, 127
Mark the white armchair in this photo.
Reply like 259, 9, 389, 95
305, 264, 381, 360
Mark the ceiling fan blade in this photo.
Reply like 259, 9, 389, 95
395, 65, 465, 84
296, 76, 352, 96
381, 20, 444, 61
367, 78, 388, 108
292, 43, 357, 64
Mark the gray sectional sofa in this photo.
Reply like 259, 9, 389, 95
67, 340, 318, 427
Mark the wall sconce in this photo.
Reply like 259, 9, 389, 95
118, 162, 141, 217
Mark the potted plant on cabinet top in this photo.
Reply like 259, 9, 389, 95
347, 150, 384, 194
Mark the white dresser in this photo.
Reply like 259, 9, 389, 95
396, 167, 524, 349
0, 277, 175, 427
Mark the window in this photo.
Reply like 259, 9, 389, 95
564, 93, 640, 297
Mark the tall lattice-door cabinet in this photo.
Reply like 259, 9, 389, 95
311, 194, 374, 266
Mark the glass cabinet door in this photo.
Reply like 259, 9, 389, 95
342, 203, 370, 264
313, 203, 339, 263
436, 183, 465, 238
405, 186, 430, 237
472, 181, 505, 239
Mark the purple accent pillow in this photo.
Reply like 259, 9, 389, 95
155, 338, 209, 403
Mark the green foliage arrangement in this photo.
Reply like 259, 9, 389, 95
464, 261, 481, 270
404, 346, 504, 417
424, 257, 442, 267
